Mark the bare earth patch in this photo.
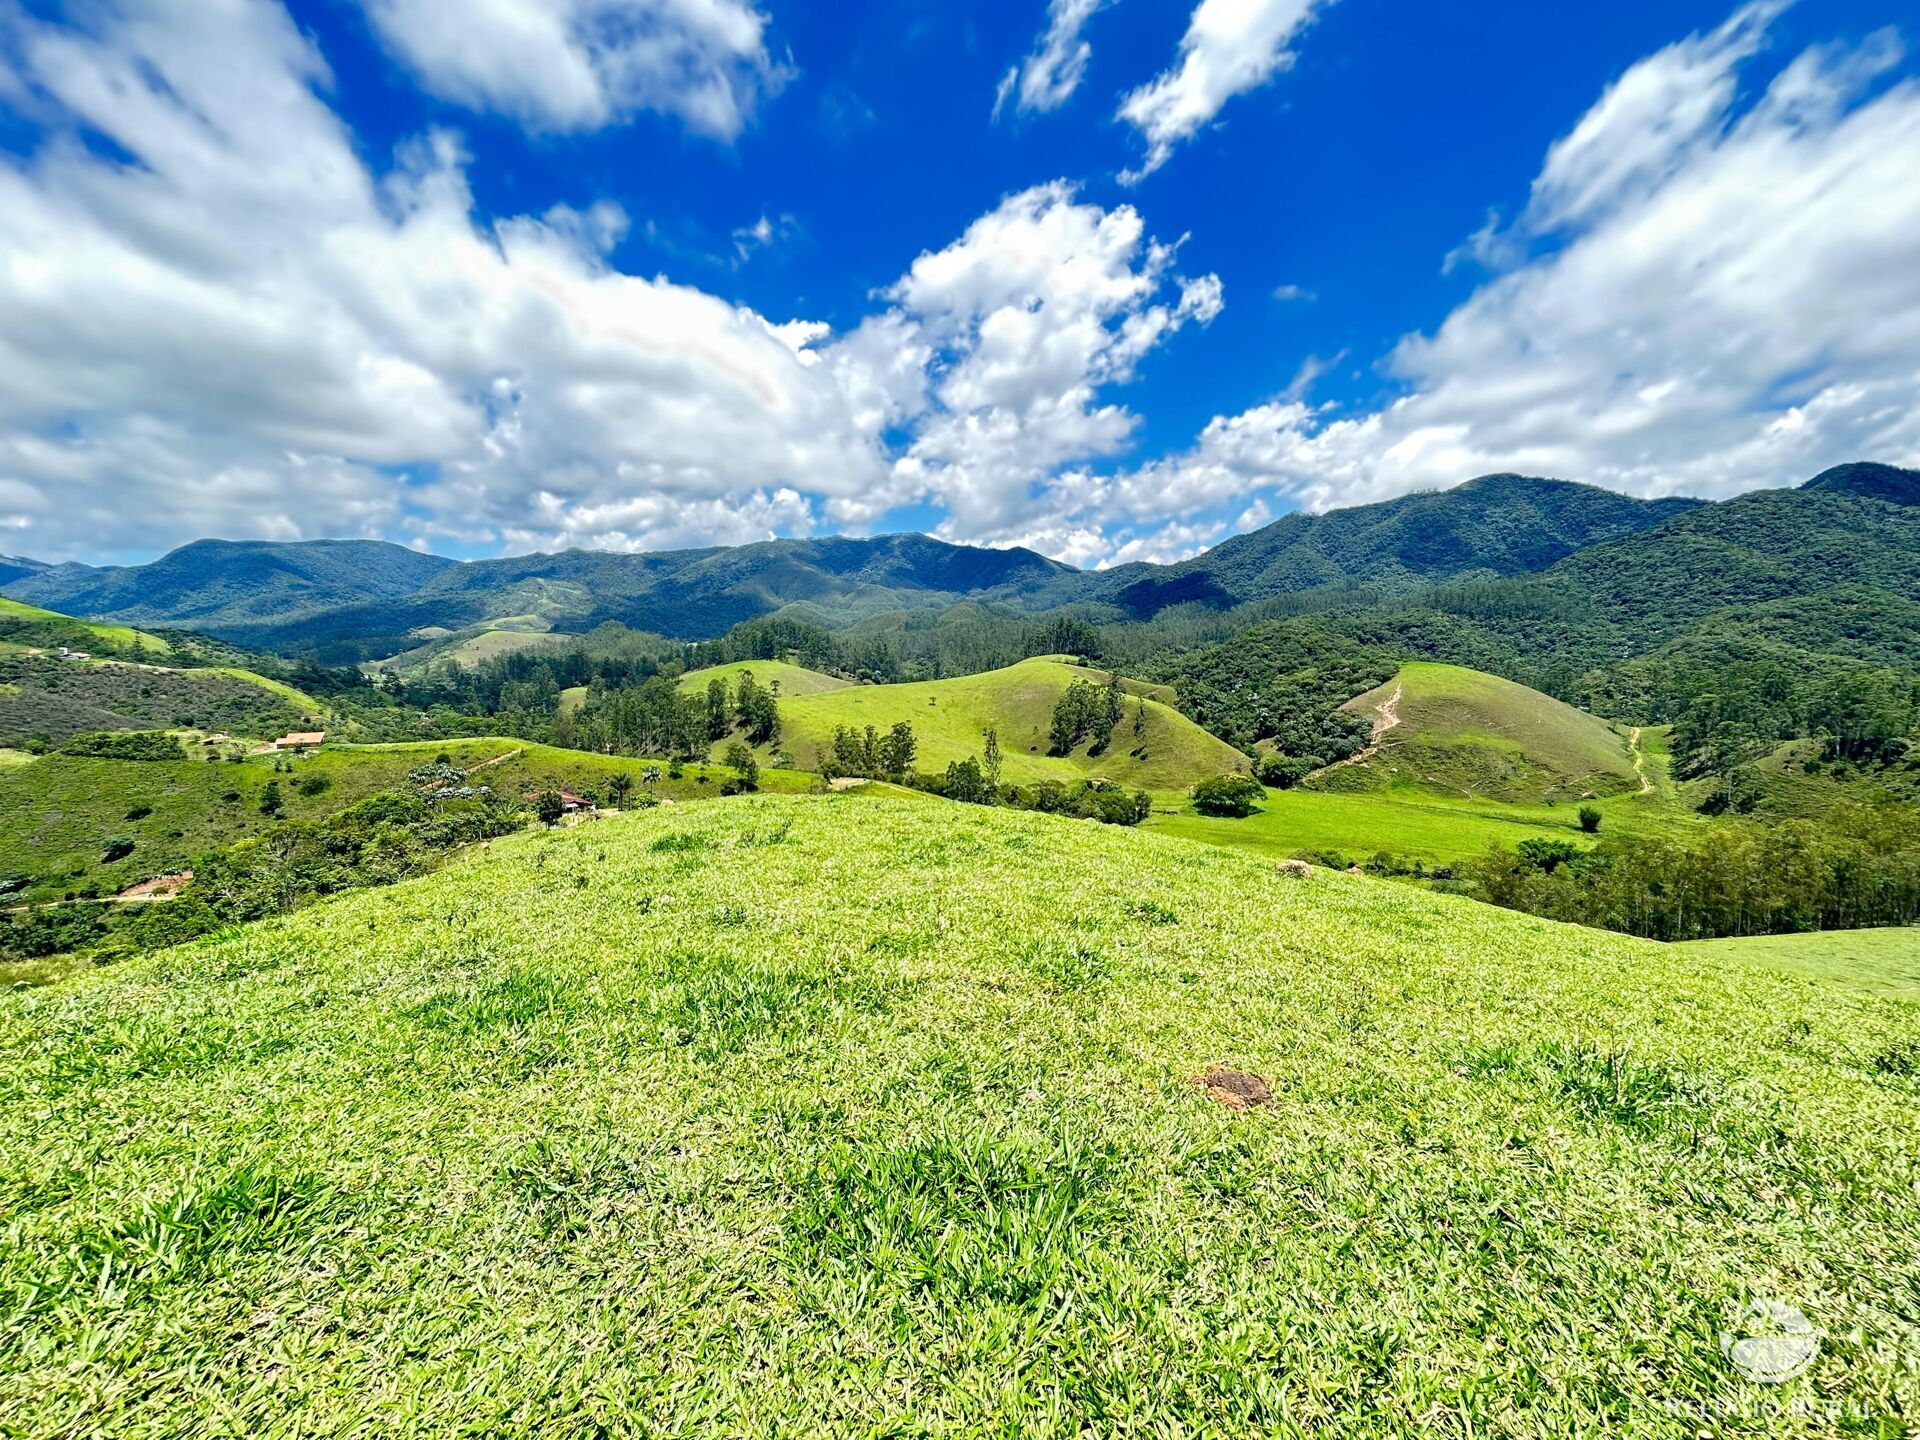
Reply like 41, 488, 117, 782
112, 870, 192, 902
1192, 1066, 1275, 1109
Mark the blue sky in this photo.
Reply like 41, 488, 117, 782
0, 0, 1916, 565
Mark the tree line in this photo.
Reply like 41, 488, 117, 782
1467, 800, 1920, 940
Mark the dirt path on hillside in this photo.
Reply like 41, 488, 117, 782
1628, 726, 1655, 795
466, 747, 525, 773
1309, 683, 1403, 779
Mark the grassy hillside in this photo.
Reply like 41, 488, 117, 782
0, 656, 309, 747
0, 739, 809, 903
760, 657, 1248, 788
1, 793, 1914, 1433
1314, 661, 1641, 803
676, 658, 854, 698
1673, 927, 1920, 1001
0, 595, 172, 656
366, 625, 574, 676
1146, 781, 1704, 868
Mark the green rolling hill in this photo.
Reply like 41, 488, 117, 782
676, 659, 855, 699
745, 656, 1249, 789
0, 595, 173, 657
0, 598, 340, 748
1, 792, 1913, 1432
1311, 661, 1642, 804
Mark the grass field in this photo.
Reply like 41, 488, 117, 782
1318, 662, 1641, 804
677, 658, 856, 698
1150, 716, 1702, 869
1, 792, 1914, 1434
753, 656, 1248, 789
367, 625, 574, 676
1674, 927, 1920, 1001
0, 738, 809, 904
1145, 784, 1700, 866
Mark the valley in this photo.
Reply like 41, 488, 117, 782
2, 467, 1918, 1438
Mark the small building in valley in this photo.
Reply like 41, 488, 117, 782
272, 731, 326, 750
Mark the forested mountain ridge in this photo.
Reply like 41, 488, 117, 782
5, 539, 459, 637
0, 554, 52, 587
1800, 460, 1920, 504
7, 533, 1075, 657
1060, 473, 1702, 616
5, 465, 1917, 671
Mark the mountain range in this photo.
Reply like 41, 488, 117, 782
4, 462, 1916, 664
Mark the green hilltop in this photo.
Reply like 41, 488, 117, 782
676, 658, 855, 699
1313, 661, 1643, 804
734, 656, 1250, 789
0, 595, 173, 657
1, 793, 1913, 1433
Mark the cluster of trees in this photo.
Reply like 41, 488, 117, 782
683, 615, 898, 684
1154, 618, 1396, 766
1651, 662, 1920, 810
822, 722, 918, 782
698, 670, 780, 745
58, 729, 185, 761
1468, 801, 1920, 940
1048, 675, 1133, 756
1026, 615, 1104, 659
933, 757, 1151, 826
553, 676, 709, 758
1191, 773, 1266, 818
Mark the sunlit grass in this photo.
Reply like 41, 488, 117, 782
1, 792, 1914, 1434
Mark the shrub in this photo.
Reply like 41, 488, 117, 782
60, 730, 184, 761
101, 837, 136, 863
534, 790, 566, 826
297, 773, 333, 797
1255, 752, 1316, 789
1191, 773, 1265, 818
1515, 838, 1584, 874
1578, 806, 1602, 833
722, 741, 759, 793
124, 804, 153, 821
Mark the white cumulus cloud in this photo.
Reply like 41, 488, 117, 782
0, 0, 875, 559
1051, 1, 1920, 551
357, 0, 788, 138
851, 183, 1221, 545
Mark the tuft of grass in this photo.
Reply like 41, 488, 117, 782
785, 1124, 1124, 1310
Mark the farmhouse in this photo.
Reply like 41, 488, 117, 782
271, 731, 326, 750
526, 789, 597, 813
55, 646, 92, 661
